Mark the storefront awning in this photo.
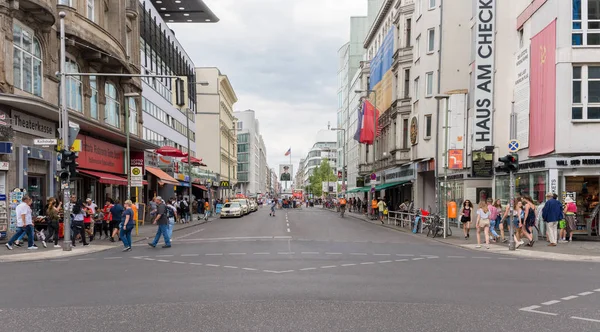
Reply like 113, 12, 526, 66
78, 170, 127, 186
146, 166, 179, 186
375, 181, 409, 191
193, 184, 208, 191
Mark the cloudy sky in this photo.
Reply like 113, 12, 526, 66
172, 0, 367, 178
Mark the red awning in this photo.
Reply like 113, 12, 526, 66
78, 170, 148, 186
192, 184, 208, 191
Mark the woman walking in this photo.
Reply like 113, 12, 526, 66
460, 200, 474, 239
522, 196, 536, 247
486, 198, 500, 242
564, 196, 577, 242
503, 199, 524, 248
475, 201, 491, 249
120, 200, 135, 252
47, 198, 62, 248
493, 199, 506, 242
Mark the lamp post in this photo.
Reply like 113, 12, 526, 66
124, 92, 139, 201
435, 94, 450, 238
330, 127, 346, 197
355, 89, 377, 218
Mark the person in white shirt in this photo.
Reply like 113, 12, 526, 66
5, 195, 37, 250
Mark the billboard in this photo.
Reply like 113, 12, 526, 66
369, 28, 395, 113
514, 46, 530, 148
279, 164, 293, 181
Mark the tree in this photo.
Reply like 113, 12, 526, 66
308, 159, 337, 197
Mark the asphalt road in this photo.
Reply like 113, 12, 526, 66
1, 206, 600, 331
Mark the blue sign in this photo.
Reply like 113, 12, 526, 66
369, 28, 395, 90
215, 204, 223, 214
508, 140, 520, 152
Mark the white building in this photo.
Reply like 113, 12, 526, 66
300, 130, 337, 187
235, 109, 267, 196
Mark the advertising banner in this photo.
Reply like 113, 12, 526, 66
77, 135, 125, 174
130, 151, 145, 174
448, 94, 467, 150
279, 164, 293, 182
472, 151, 493, 178
369, 28, 395, 113
514, 45, 530, 148
448, 149, 464, 169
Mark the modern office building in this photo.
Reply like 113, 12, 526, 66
234, 109, 268, 197
299, 129, 337, 189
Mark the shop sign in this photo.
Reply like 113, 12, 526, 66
144, 151, 158, 168
519, 160, 546, 170
130, 151, 145, 174
174, 173, 189, 182
10, 110, 56, 139
384, 164, 415, 182
556, 158, 600, 167
472, 151, 493, 178
0, 162, 8, 171
77, 135, 124, 174
220, 180, 231, 188
448, 149, 464, 169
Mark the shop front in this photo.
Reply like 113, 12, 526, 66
379, 163, 415, 210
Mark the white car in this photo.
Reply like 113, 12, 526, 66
248, 200, 258, 212
232, 199, 250, 215
220, 202, 243, 218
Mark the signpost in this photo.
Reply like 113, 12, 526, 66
508, 139, 520, 153
33, 138, 58, 146
131, 166, 143, 188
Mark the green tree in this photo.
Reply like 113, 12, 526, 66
308, 159, 337, 197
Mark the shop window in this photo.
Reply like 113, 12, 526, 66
572, 64, 600, 120
13, 23, 42, 97
66, 58, 82, 112
572, 0, 600, 45
90, 75, 98, 119
105, 82, 120, 128
565, 176, 600, 233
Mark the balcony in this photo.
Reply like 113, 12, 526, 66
126, 0, 139, 19
19, 0, 56, 26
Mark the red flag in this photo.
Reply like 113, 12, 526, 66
529, 20, 556, 157
360, 100, 380, 145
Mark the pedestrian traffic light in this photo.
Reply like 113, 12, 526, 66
498, 153, 519, 173
60, 150, 78, 179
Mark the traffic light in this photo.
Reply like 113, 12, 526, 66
172, 76, 188, 108
498, 153, 519, 173
60, 150, 78, 179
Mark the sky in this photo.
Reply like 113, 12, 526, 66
172, 0, 368, 178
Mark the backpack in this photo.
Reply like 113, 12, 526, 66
166, 206, 175, 219
179, 200, 188, 211
72, 200, 82, 215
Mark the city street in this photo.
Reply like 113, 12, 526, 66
2, 207, 600, 331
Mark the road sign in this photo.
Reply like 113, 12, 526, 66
508, 140, 520, 152
370, 173, 377, 180
131, 166, 143, 187
34, 138, 58, 146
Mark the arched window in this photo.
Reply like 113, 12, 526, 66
105, 82, 120, 127
66, 58, 82, 112
13, 23, 43, 97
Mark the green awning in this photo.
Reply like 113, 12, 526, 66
375, 181, 409, 191
348, 186, 371, 193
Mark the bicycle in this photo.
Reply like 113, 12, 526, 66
340, 205, 346, 218
426, 213, 453, 238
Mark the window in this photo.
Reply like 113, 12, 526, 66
572, 0, 600, 45
406, 19, 412, 47
415, 35, 421, 61
87, 0, 95, 21
105, 82, 120, 127
13, 23, 42, 97
404, 69, 410, 98
572, 65, 600, 119
414, 76, 420, 101
128, 97, 137, 135
90, 75, 98, 119
425, 115, 432, 138
402, 118, 409, 149
427, 28, 435, 53
416, 0, 422, 17
66, 58, 82, 112
429, 0, 436, 9
58, 0, 72, 6
425, 72, 434, 97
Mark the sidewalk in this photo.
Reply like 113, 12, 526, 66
331, 208, 600, 263
0, 214, 216, 263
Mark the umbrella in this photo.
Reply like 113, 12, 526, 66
181, 156, 203, 165
156, 146, 188, 158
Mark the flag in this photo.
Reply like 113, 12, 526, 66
359, 100, 380, 145
284, 148, 291, 156
353, 105, 363, 142
529, 20, 556, 157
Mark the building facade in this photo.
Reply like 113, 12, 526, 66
299, 129, 337, 190
235, 109, 267, 197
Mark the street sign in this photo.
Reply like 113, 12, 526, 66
34, 138, 58, 146
131, 166, 143, 187
508, 139, 520, 152
370, 173, 376, 180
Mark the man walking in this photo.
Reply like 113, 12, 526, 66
542, 192, 562, 246
6, 195, 37, 250
148, 197, 171, 248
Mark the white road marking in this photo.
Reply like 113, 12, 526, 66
420, 255, 437, 257
156, 255, 174, 257
350, 253, 368, 256
519, 305, 558, 316
578, 291, 594, 296
594, 288, 600, 292
447, 256, 466, 258
205, 264, 220, 267
562, 296, 579, 300
373, 253, 391, 256
277, 270, 295, 273
395, 254, 415, 257
287, 228, 291, 232
77, 258, 96, 261
395, 259, 408, 262
228, 253, 247, 255
277, 252, 294, 255
171, 261, 186, 264
360, 262, 375, 265
472, 257, 492, 259
325, 252, 342, 255
189, 262, 203, 266
263, 270, 280, 273
321, 265, 337, 269
253, 252, 270, 255
301, 252, 319, 255
242, 267, 257, 271
498, 257, 517, 260
143, 258, 155, 261
104, 257, 122, 260
181, 254, 199, 257
571, 316, 600, 323
541, 300, 561, 305
378, 260, 393, 263
157, 259, 171, 262
299, 267, 317, 271
425, 256, 439, 259
223, 266, 238, 269
412, 258, 424, 261
205, 253, 223, 256
341, 263, 357, 266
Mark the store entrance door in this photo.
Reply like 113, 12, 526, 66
28, 175, 46, 217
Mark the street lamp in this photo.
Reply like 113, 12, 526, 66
435, 94, 450, 239
330, 127, 346, 197
355, 89, 377, 218
124, 92, 139, 201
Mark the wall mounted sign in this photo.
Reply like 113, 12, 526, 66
77, 135, 124, 174
10, 110, 56, 138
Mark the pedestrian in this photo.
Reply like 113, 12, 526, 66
166, 199, 177, 238
148, 197, 171, 248
101, 199, 113, 240
493, 199, 506, 242
71, 198, 89, 247
204, 200, 210, 220
377, 198, 387, 224
475, 200, 491, 249
109, 200, 124, 242
5, 195, 37, 250
542, 192, 562, 246
562, 196, 577, 243
120, 200, 135, 252
47, 198, 62, 248
83, 200, 94, 242
460, 200, 474, 239
269, 198, 276, 217
521, 196, 537, 247
486, 198, 500, 242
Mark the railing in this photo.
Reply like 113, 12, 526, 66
386, 210, 448, 237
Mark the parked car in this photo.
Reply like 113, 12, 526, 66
232, 199, 250, 215
220, 202, 243, 218
248, 200, 258, 212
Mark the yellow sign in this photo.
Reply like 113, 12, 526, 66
373, 70, 393, 113
220, 181, 230, 188
70, 139, 82, 152
131, 167, 142, 176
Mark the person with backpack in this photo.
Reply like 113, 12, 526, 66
166, 199, 177, 238
71, 197, 89, 247
180, 198, 190, 223
109, 200, 124, 242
